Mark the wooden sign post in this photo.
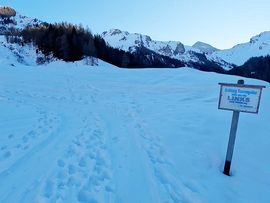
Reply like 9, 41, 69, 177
218, 80, 265, 176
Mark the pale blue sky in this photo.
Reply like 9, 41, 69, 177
1, 0, 269, 49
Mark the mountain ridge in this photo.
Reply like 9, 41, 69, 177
102, 28, 270, 69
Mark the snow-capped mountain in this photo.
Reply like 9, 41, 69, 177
102, 29, 223, 64
192, 41, 219, 54
101, 29, 234, 68
101, 29, 221, 59
102, 29, 270, 70
0, 8, 42, 34
102, 29, 187, 59
211, 31, 270, 66
102, 28, 227, 69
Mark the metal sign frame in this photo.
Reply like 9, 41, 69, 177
218, 83, 265, 114
218, 80, 266, 176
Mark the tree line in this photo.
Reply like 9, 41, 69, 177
229, 55, 270, 83
4, 22, 184, 68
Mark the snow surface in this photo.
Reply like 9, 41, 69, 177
0, 36, 44, 66
0, 61, 269, 203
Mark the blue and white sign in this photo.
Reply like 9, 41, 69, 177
218, 83, 265, 114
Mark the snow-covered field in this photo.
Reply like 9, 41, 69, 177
0, 62, 269, 203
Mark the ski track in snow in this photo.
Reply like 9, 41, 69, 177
34, 76, 115, 203
39, 113, 114, 203
120, 94, 200, 203
0, 73, 117, 203
1, 80, 188, 203
0, 98, 63, 202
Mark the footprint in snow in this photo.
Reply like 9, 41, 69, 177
57, 159, 66, 168
1, 145, 7, 151
3, 151, 11, 159
8, 134, 14, 139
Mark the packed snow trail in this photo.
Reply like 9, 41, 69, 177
0, 62, 270, 203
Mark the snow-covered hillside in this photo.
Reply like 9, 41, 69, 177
0, 35, 47, 66
0, 10, 42, 33
0, 61, 269, 203
0, 35, 99, 67
211, 31, 270, 66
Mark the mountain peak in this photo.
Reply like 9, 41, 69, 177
0, 6, 16, 18
211, 31, 270, 66
102, 29, 130, 37
250, 31, 270, 44
192, 41, 219, 54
